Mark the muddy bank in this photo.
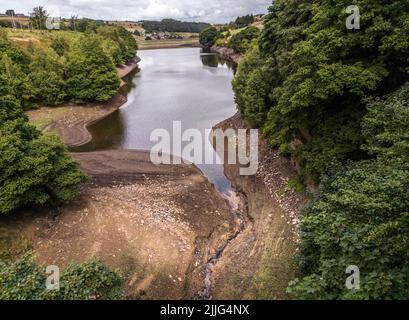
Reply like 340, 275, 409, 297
209, 113, 307, 299
3, 150, 235, 299
210, 46, 242, 64
27, 57, 141, 148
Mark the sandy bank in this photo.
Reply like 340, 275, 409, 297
208, 113, 307, 299
28, 57, 140, 148
210, 46, 242, 64
4, 150, 234, 299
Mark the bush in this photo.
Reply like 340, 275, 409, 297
228, 26, 260, 54
0, 96, 87, 214
288, 84, 409, 300
0, 254, 124, 300
65, 35, 120, 102
234, 0, 409, 179
199, 27, 221, 48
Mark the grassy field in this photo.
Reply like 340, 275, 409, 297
5, 29, 82, 51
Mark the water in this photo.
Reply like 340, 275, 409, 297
75, 48, 237, 194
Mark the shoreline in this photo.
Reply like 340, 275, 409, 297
206, 113, 306, 299
210, 46, 242, 64
28, 57, 141, 149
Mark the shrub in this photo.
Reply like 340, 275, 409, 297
0, 96, 87, 215
0, 254, 124, 300
199, 27, 221, 48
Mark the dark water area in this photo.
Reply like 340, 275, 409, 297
74, 48, 237, 194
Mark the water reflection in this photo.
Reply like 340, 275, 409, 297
200, 53, 236, 72
74, 48, 238, 193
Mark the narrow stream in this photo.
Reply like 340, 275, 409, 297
72, 48, 245, 299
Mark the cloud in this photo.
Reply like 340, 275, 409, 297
0, 0, 271, 23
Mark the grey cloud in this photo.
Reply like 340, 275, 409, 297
0, 0, 272, 23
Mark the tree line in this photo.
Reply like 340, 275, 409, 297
233, 0, 409, 299
0, 25, 137, 108
142, 19, 210, 33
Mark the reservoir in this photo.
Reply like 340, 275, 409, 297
75, 48, 238, 194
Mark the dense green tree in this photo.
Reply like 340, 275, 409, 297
234, 14, 255, 28
65, 35, 120, 102
235, 0, 409, 179
96, 26, 138, 64
143, 19, 210, 33
232, 44, 270, 127
228, 26, 260, 54
288, 83, 409, 300
50, 36, 69, 56
199, 27, 221, 48
25, 48, 66, 106
0, 31, 28, 66
0, 54, 28, 104
0, 96, 87, 215
0, 255, 123, 300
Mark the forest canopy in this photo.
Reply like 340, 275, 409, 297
233, 0, 409, 299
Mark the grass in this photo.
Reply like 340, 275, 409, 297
137, 38, 199, 50
6, 29, 83, 51
0, 226, 32, 263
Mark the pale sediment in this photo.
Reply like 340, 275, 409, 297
210, 46, 242, 64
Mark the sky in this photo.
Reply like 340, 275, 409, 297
0, 0, 272, 23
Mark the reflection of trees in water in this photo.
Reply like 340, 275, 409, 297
70, 111, 125, 152
200, 54, 237, 73
119, 67, 140, 96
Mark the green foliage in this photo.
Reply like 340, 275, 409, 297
96, 26, 138, 65
65, 34, 120, 102
234, 14, 255, 29
232, 44, 270, 127
234, 0, 409, 179
228, 26, 260, 54
25, 48, 66, 106
50, 36, 69, 56
0, 254, 123, 300
143, 19, 210, 33
0, 26, 137, 108
288, 84, 409, 300
199, 27, 221, 48
0, 96, 87, 214
30, 6, 48, 30
233, 0, 409, 299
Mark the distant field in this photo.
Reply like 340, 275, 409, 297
136, 36, 200, 50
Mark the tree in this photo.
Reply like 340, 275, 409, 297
5, 10, 15, 16
65, 35, 120, 102
0, 96, 87, 215
30, 6, 48, 30
50, 36, 69, 56
234, 0, 409, 179
228, 26, 260, 54
288, 83, 409, 300
0, 255, 123, 300
26, 47, 66, 105
199, 27, 221, 48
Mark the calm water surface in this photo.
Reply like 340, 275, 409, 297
76, 48, 237, 194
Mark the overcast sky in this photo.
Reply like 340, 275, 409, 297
0, 0, 272, 23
